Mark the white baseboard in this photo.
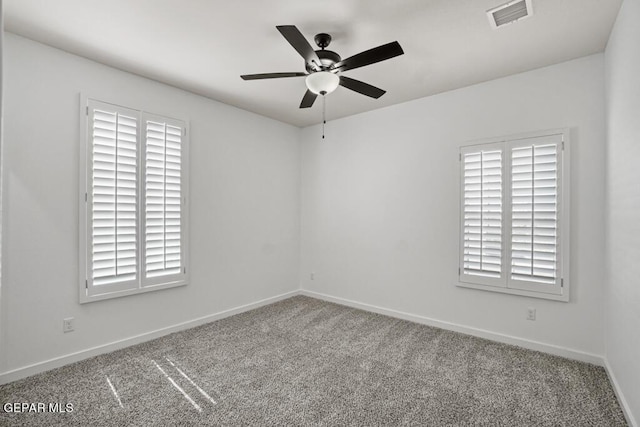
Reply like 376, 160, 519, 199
604, 359, 638, 427
300, 290, 604, 366
0, 290, 300, 385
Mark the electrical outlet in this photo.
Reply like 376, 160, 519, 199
310, 272, 315, 280
527, 308, 536, 321
63, 317, 75, 333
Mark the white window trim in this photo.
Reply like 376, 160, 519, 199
457, 128, 571, 302
79, 95, 190, 303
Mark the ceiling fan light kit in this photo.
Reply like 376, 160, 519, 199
305, 71, 340, 95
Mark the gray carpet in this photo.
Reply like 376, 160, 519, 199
0, 296, 627, 426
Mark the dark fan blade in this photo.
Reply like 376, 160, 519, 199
276, 25, 321, 66
333, 41, 404, 72
299, 90, 318, 108
339, 76, 386, 99
241, 72, 306, 80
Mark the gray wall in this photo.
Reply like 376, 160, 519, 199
0, 34, 300, 375
604, 0, 640, 423
300, 54, 607, 360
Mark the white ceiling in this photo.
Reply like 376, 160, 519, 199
4, 0, 622, 127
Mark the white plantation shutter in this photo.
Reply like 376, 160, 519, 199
461, 147, 504, 286
459, 130, 568, 300
81, 98, 189, 302
143, 116, 184, 283
87, 102, 140, 295
509, 136, 562, 292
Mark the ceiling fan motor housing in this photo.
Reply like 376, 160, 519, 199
303, 33, 342, 72
307, 49, 341, 72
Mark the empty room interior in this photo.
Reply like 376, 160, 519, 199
0, 0, 639, 425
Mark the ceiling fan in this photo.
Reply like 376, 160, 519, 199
241, 25, 404, 109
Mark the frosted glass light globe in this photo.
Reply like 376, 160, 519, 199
305, 71, 340, 95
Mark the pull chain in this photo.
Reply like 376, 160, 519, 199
322, 94, 326, 139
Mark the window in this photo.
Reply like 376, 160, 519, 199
79, 98, 189, 303
458, 129, 570, 301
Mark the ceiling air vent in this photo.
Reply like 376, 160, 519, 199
487, 0, 533, 29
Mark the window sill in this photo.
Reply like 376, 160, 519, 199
456, 281, 569, 302
79, 280, 188, 304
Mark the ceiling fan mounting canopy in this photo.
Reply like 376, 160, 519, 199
240, 25, 404, 109
314, 33, 332, 49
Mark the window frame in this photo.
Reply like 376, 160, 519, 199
457, 128, 570, 302
79, 96, 190, 303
